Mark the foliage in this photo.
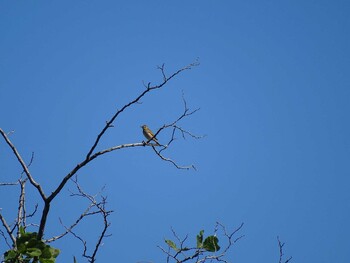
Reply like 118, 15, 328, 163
165, 229, 220, 253
3, 227, 60, 263
196, 230, 220, 252
160, 223, 244, 263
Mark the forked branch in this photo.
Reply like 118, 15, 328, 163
159, 222, 244, 263
277, 236, 292, 263
54, 177, 113, 263
0, 61, 201, 260
86, 61, 199, 160
0, 129, 46, 201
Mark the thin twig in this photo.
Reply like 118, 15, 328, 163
0, 182, 18, 186
151, 146, 196, 170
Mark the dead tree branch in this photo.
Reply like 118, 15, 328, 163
0, 129, 46, 201
0, 148, 37, 247
52, 177, 113, 263
16, 179, 26, 238
1, 62, 200, 263
277, 236, 292, 263
86, 61, 199, 160
0, 182, 18, 186
36, 62, 199, 239
143, 94, 203, 170
0, 211, 16, 246
0, 229, 12, 249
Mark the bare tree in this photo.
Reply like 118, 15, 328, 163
0, 61, 291, 263
0, 62, 201, 262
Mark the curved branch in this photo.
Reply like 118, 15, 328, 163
86, 61, 199, 160
151, 146, 196, 170
37, 62, 199, 239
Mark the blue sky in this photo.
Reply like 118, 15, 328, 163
1, 1, 349, 262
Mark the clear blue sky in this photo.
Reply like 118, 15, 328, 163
1, 1, 349, 262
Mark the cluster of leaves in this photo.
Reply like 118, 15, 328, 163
196, 230, 220, 252
3, 227, 60, 263
163, 229, 221, 263
160, 223, 245, 263
165, 230, 220, 253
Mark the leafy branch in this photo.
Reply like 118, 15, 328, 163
159, 222, 244, 263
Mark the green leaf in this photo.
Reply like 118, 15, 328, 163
203, 235, 220, 252
39, 246, 60, 263
4, 249, 18, 260
73, 256, 78, 263
27, 238, 44, 250
39, 259, 55, 263
196, 230, 204, 248
17, 232, 38, 247
7, 229, 59, 263
49, 247, 60, 258
165, 239, 178, 251
26, 247, 42, 257
17, 242, 27, 254
40, 246, 53, 259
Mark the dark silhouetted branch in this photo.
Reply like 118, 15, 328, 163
277, 236, 292, 263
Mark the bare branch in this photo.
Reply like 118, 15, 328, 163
90, 196, 111, 263
37, 142, 150, 238
0, 128, 46, 201
157, 63, 167, 82
0, 229, 12, 249
277, 236, 292, 263
215, 222, 244, 254
151, 146, 196, 170
26, 204, 38, 219
16, 179, 26, 238
0, 182, 18, 186
86, 61, 199, 160
63, 226, 88, 259
2, 62, 200, 252
51, 177, 113, 263
0, 210, 16, 245
45, 203, 93, 243
141, 94, 202, 170
21, 152, 35, 176
37, 62, 199, 239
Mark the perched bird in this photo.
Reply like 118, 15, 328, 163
141, 125, 160, 146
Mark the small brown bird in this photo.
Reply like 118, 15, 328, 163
141, 125, 160, 146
